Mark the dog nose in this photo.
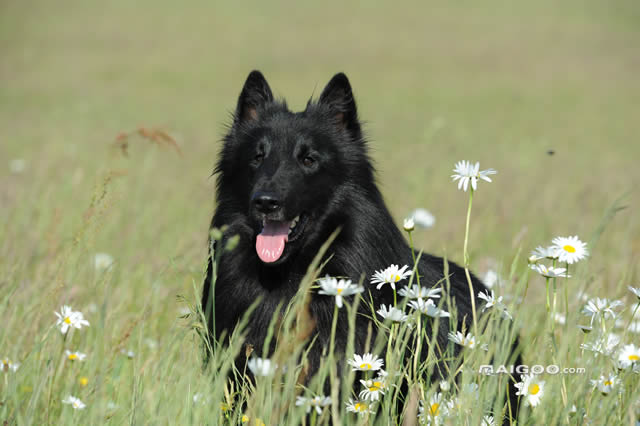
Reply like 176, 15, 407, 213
252, 192, 281, 213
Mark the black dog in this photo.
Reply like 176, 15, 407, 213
201, 71, 520, 418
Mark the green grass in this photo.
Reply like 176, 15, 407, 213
1, 0, 639, 424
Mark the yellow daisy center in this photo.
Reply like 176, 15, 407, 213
392, 274, 401, 282
604, 380, 613, 386
337, 288, 343, 295
360, 363, 372, 370
529, 383, 540, 395
563, 245, 576, 253
79, 376, 88, 386
430, 403, 440, 416
628, 354, 639, 361
64, 317, 72, 324
68, 354, 78, 360
354, 402, 365, 412
369, 381, 382, 391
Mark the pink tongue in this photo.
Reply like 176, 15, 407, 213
256, 221, 290, 263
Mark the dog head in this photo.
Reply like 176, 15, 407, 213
215, 71, 373, 265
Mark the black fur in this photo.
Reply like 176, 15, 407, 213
202, 71, 520, 418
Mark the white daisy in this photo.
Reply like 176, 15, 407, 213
295, 395, 331, 415
439, 381, 450, 391
62, 395, 86, 410
580, 334, 620, 356
482, 415, 496, 426
551, 236, 588, 264
419, 393, 448, 424
448, 331, 488, 351
477, 289, 512, 320
529, 246, 559, 262
590, 374, 616, 395
371, 264, 412, 290
345, 398, 373, 415
64, 350, 87, 362
577, 324, 593, 334
348, 353, 384, 372
408, 208, 436, 229
359, 377, 386, 401
398, 285, 442, 299
482, 269, 500, 289
1, 358, 19, 373
247, 357, 276, 377
629, 286, 640, 300
94, 253, 114, 271
554, 312, 567, 325
582, 298, 624, 325
617, 344, 640, 369
403, 218, 415, 232
317, 276, 364, 308
529, 264, 570, 279
451, 160, 497, 192
408, 298, 450, 318
120, 349, 135, 359
514, 374, 545, 407
376, 304, 408, 322
54, 306, 90, 334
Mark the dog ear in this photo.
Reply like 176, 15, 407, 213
318, 73, 359, 133
235, 70, 274, 124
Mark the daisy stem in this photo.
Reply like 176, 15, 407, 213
329, 303, 338, 358
413, 315, 423, 381
545, 278, 551, 314
552, 280, 557, 332
463, 189, 478, 337
408, 231, 421, 286
564, 262, 569, 322
622, 302, 640, 342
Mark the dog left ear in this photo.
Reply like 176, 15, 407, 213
234, 70, 274, 125
318, 73, 359, 134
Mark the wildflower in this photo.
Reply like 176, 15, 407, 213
451, 160, 496, 192
529, 264, 570, 279
482, 269, 499, 288
529, 246, 559, 262
407, 208, 435, 229
439, 381, 450, 391
477, 289, 512, 320
577, 324, 593, 334
408, 298, 450, 318
64, 350, 87, 362
582, 298, 624, 325
482, 415, 496, 426
348, 353, 384, 372
628, 286, 640, 301
54, 306, 90, 334
398, 285, 442, 299
419, 393, 448, 424
241, 415, 265, 425
1, 358, 19, 373
359, 377, 386, 401
346, 398, 373, 415
295, 395, 331, 415
617, 344, 640, 369
554, 312, 566, 325
220, 401, 232, 413
581, 334, 620, 356
78, 376, 89, 387
120, 349, 135, 359
62, 395, 86, 410
94, 253, 114, 270
591, 374, 616, 395
403, 217, 415, 232
448, 331, 488, 351
371, 264, 412, 290
514, 374, 545, 407
376, 304, 408, 322
317, 276, 364, 308
247, 357, 276, 377
551, 236, 588, 264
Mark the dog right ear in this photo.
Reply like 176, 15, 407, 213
234, 70, 274, 124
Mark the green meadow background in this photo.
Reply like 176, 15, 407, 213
1, 0, 639, 424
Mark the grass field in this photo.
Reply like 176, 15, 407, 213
1, 0, 639, 424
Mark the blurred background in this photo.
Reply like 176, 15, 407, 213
1, 0, 638, 315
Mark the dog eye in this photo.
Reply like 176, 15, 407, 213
254, 153, 264, 163
302, 156, 315, 167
